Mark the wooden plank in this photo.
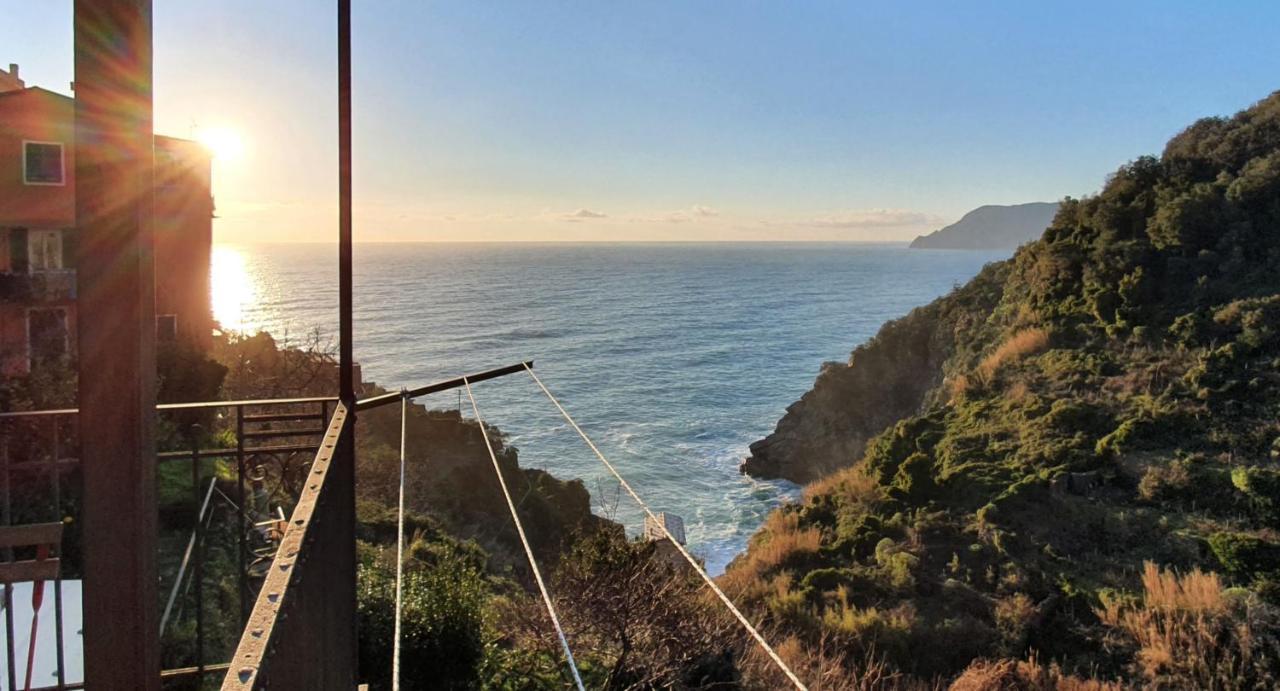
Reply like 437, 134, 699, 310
0, 523, 62, 549
0, 558, 60, 584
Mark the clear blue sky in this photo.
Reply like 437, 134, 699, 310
3, 1, 1278, 242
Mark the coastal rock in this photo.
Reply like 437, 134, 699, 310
741, 261, 1008, 484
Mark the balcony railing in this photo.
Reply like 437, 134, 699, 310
0, 271, 77, 303
0, 396, 338, 689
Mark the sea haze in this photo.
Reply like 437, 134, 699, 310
215, 242, 1003, 573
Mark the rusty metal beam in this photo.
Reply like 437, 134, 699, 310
223, 403, 356, 689
355, 360, 535, 411
73, 1, 160, 687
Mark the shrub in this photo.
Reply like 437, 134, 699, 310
1231, 467, 1280, 523
993, 592, 1036, 651
551, 529, 737, 689
820, 586, 914, 654
891, 452, 937, 501
1207, 532, 1280, 583
1138, 461, 1192, 501
357, 550, 488, 690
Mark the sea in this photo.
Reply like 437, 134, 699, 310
213, 242, 1003, 573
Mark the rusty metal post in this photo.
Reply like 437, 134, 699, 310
336, 1, 360, 684
74, 1, 160, 687
335, 0, 360, 680
339, 0, 354, 404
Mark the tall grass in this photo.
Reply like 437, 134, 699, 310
952, 328, 1050, 398
750, 512, 822, 572
1097, 561, 1280, 689
720, 511, 822, 600
804, 463, 883, 505
950, 655, 1121, 691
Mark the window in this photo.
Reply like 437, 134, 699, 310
28, 230, 63, 271
23, 141, 65, 185
28, 308, 69, 365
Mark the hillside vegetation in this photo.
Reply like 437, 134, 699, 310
727, 92, 1280, 686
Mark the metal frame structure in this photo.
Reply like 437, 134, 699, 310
0, 359, 530, 688
1, 1, 538, 686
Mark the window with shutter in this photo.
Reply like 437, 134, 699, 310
28, 230, 63, 271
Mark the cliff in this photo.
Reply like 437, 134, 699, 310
741, 261, 1008, 484
910, 201, 1059, 250
726, 91, 1280, 684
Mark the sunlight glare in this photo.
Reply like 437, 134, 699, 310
197, 126, 245, 161
211, 246, 256, 333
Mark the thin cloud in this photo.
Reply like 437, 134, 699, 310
797, 209, 942, 229
633, 205, 722, 224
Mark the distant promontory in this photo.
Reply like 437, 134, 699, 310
909, 201, 1058, 250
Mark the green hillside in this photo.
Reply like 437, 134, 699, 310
726, 92, 1280, 686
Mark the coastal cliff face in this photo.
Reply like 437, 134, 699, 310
742, 260, 1008, 484
725, 92, 1280, 684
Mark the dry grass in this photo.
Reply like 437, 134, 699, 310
954, 329, 1050, 399
977, 328, 1050, 382
1096, 561, 1280, 688
742, 633, 929, 691
805, 463, 883, 505
720, 511, 822, 598
950, 655, 1121, 691
751, 512, 823, 572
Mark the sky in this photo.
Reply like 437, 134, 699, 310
2, 1, 1278, 243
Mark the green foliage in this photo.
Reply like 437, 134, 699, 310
1207, 532, 1280, 585
358, 547, 489, 690
725, 91, 1280, 682
1232, 467, 1280, 525
157, 340, 228, 404
890, 452, 937, 501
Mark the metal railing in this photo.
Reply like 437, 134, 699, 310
0, 271, 78, 303
0, 395, 338, 689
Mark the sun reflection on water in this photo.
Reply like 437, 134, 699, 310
210, 245, 256, 333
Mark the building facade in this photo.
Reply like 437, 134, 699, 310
0, 65, 213, 377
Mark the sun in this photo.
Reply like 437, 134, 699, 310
196, 126, 245, 161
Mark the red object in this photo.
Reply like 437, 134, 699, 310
23, 544, 49, 691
